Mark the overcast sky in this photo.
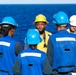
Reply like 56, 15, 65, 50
0, 0, 76, 4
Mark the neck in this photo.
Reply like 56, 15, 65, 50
30, 45, 37, 50
40, 31, 45, 38
70, 29, 74, 34
39, 29, 45, 37
8, 30, 14, 37
0, 34, 2, 38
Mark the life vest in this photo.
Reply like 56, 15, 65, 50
18, 47, 46, 75
50, 30, 76, 73
0, 36, 17, 75
37, 31, 52, 53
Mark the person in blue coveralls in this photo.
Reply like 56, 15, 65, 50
13, 29, 52, 75
0, 16, 23, 75
67, 15, 76, 75
47, 11, 76, 75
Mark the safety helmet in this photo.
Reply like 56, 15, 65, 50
0, 16, 18, 27
34, 14, 48, 24
69, 15, 76, 26
53, 11, 69, 25
24, 29, 42, 44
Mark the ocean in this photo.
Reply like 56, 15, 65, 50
0, 4, 76, 46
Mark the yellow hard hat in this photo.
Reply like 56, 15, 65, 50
34, 14, 48, 24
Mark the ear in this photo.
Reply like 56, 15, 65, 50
45, 24, 47, 27
11, 29, 15, 32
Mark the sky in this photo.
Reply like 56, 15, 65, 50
0, 0, 76, 4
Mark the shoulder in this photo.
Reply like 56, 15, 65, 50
18, 49, 27, 57
18, 48, 46, 58
49, 33, 56, 39
36, 49, 46, 56
0, 36, 18, 43
45, 31, 52, 36
15, 41, 22, 46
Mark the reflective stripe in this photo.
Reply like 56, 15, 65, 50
56, 37, 75, 41
21, 52, 41, 57
0, 41, 10, 47
71, 73, 76, 75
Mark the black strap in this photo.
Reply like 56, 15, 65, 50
0, 70, 10, 75
43, 32, 50, 48
43, 32, 46, 47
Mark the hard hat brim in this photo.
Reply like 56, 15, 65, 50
34, 21, 49, 24
24, 37, 42, 44
0, 23, 18, 28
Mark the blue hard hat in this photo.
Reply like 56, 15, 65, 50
53, 11, 69, 25
24, 29, 42, 44
0, 16, 18, 27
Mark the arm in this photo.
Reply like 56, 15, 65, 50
15, 42, 23, 56
47, 39, 53, 67
24, 43, 29, 49
12, 57, 21, 75
43, 56, 52, 75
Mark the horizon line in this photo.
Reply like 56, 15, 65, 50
0, 3, 76, 5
